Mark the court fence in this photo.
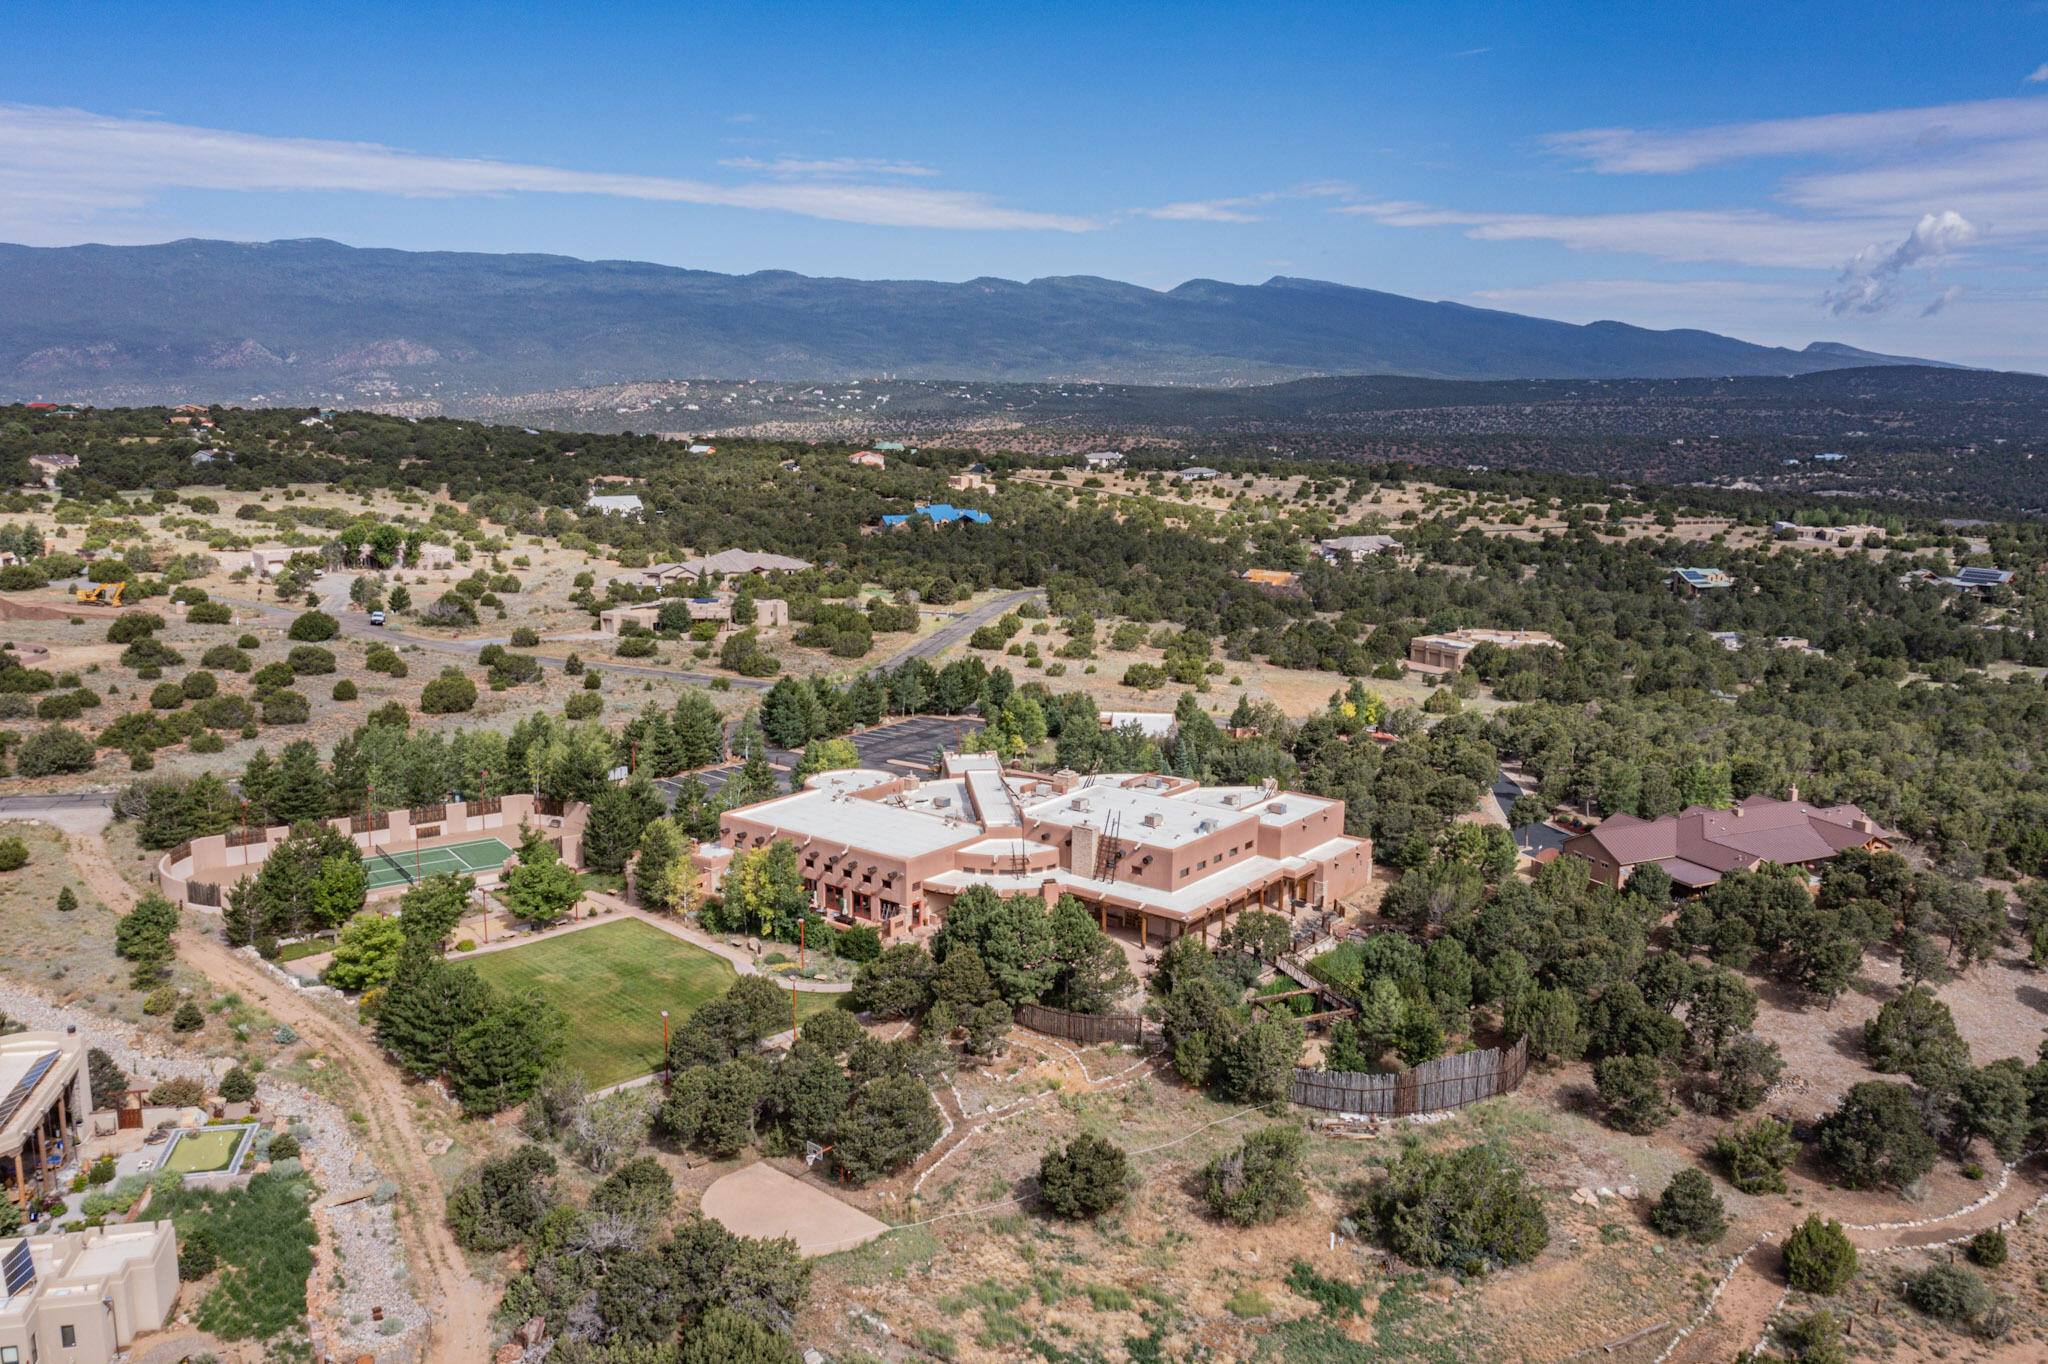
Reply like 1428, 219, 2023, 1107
1288, 1036, 1530, 1117
154, 792, 584, 908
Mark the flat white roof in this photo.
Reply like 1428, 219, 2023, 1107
727, 787, 972, 858
1021, 782, 1252, 848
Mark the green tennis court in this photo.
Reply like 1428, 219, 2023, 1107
363, 836, 519, 891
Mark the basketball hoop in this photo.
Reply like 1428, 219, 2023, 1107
804, 1141, 832, 1168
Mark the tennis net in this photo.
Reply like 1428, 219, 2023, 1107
376, 847, 414, 885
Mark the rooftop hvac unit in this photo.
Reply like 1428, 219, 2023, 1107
1070, 798, 1091, 812
1141, 813, 1163, 828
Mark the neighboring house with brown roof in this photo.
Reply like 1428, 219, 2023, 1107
1562, 792, 1894, 891
1407, 628, 1562, 675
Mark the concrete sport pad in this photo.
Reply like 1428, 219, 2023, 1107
699, 1160, 891, 1256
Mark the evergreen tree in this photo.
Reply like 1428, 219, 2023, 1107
635, 818, 688, 912
452, 990, 567, 1117
584, 778, 667, 874
269, 739, 331, 824
376, 946, 494, 1077
673, 690, 725, 769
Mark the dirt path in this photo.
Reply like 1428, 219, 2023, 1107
66, 829, 493, 1364
1662, 1154, 2048, 1363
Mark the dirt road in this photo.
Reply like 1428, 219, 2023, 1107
1664, 1154, 2048, 1363
66, 828, 493, 1364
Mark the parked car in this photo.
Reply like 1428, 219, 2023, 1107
369, 610, 386, 626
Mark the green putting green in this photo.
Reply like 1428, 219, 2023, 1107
467, 919, 841, 1088
164, 1127, 246, 1175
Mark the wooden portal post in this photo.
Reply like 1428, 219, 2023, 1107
1136, 911, 1147, 947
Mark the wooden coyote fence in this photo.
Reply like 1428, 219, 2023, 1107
1015, 1002, 1145, 1047
187, 881, 222, 908
1289, 1036, 1529, 1117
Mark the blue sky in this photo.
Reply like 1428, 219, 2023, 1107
5, 1, 2047, 369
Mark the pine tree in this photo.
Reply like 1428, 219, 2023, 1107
451, 990, 567, 1116
673, 690, 725, 769
269, 740, 331, 824
398, 872, 474, 951
376, 947, 494, 1077
636, 818, 686, 911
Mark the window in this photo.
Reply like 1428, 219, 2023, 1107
4, 1344, 20, 1363
58, 1328, 75, 1350
1180, 868, 1189, 878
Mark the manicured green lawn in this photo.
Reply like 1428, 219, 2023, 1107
165, 1127, 246, 1174
468, 918, 841, 1087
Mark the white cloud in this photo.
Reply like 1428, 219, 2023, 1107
716, 156, 937, 178
1540, 96, 2048, 174
2029, 64, 2048, 83
1335, 200, 1885, 268
0, 104, 1094, 235
1822, 210, 1978, 315
1144, 197, 1267, 223
1921, 283, 1966, 317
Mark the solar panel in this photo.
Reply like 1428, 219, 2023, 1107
0, 1053, 57, 1131
2, 1239, 33, 1297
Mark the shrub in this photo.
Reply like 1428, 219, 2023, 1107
261, 690, 310, 725
509, 626, 540, 647
287, 610, 339, 641
171, 1002, 205, 1033
419, 669, 478, 714
364, 645, 407, 677
186, 603, 233, 624
1814, 1081, 1937, 1189
1365, 1145, 1548, 1273
267, 1133, 301, 1162
250, 661, 294, 691
1783, 1215, 1858, 1294
1647, 1168, 1726, 1243
236, 633, 260, 648
1711, 1117, 1798, 1194
147, 1076, 205, 1106
583, 670, 601, 690
106, 614, 166, 644
0, 838, 26, 873
0, 565, 46, 590
286, 645, 335, 675
1909, 1261, 1992, 1325
476, 643, 504, 666
837, 923, 882, 963
35, 691, 83, 721
56, 887, 76, 913
180, 670, 218, 700
200, 644, 251, 672
563, 692, 602, 720
333, 679, 358, 701
1201, 1125, 1307, 1227
1594, 1054, 1673, 1133
142, 987, 178, 1015
16, 725, 97, 777
1781, 1310, 1847, 1364
1967, 1228, 2007, 1267
218, 1066, 257, 1103
149, 682, 186, 710
562, 652, 583, 674
1038, 1134, 1130, 1220
615, 636, 657, 658
120, 637, 184, 670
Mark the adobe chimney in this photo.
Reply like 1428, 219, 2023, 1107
1787, 784, 1799, 802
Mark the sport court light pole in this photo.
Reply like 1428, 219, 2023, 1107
660, 1010, 670, 1087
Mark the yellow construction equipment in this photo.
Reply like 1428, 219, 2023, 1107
74, 582, 125, 607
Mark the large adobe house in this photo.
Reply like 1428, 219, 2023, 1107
693, 754, 1372, 948
1562, 791, 1894, 891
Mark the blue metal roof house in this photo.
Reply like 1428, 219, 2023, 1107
882, 503, 992, 527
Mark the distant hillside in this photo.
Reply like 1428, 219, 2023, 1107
0, 238, 1962, 405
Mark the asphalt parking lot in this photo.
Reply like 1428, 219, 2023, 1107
654, 714, 985, 808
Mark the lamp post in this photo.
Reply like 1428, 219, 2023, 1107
660, 1011, 670, 1086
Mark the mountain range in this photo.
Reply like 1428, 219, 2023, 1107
0, 237, 1961, 405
